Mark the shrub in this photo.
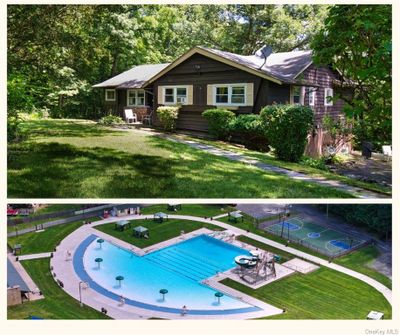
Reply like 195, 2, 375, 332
300, 156, 328, 171
202, 109, 235, 140
156, 106, 180, 132
98, 115, 124, 126
260, 104, 314, 162
229, 114, 269, 152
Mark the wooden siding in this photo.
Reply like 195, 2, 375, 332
152, 53, 290, 131
301, 64, 345, 124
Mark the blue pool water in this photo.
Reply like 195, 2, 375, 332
79, 234, 257, 314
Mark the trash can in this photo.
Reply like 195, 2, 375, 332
361, 141, 373, 159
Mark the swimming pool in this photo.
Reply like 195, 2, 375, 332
75, 234, 260, 315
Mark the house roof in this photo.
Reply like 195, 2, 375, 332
7, 259, 30, 292
92, 63, 170, 89
93, 46, 313, 89
201, 47, 312, 82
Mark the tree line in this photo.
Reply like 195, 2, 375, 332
7, 4, 391, 145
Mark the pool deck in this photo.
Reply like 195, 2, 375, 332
50, 213, 392, 319
51, 215, 283, 319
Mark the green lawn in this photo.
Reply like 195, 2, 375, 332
192, 135, 391, 196
7, 259, 109, 319
335, 245, 392, 288
8, 119, 357, 198
7, 219, 92, 255
140, 203, 233, 217
222, 267, 391, 319
95, 218, 224, 248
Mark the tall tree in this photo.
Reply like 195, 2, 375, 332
311, 5, 392, 146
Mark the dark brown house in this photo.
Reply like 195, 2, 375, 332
93, 46, 348, 156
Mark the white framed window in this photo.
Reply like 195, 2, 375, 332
291, 86, 304, 105
324, 88, 334, 106
307, 88, 315, 106
105, 89, 116, 101
213, 84, 246, 106
127, 89, 145, 106
163, 86, 188, 105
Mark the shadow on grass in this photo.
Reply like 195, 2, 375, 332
20, 119, 122, 139
8, 134, 353, 198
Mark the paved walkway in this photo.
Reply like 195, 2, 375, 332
48, 214, 391, 321
18, 252, 53, 261
163, 135, 389, 199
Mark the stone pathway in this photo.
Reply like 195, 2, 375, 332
163, 135, 389, 199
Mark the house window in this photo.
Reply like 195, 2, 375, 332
291, 86, 303, 105
127, 89, 145, 106
214, 84, 246, 105
307, 88, 315, 106
163, 86, 188, 104
105, 89, 116, 101
324, 88, 333, 106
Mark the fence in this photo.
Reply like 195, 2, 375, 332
264, 226, 372, 259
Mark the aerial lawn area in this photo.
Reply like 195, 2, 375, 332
94, 218, 224, 249
8, 119, 363, 198
7, 219, 89, 255
222, 267, 391, 319
7, 258, 110, 319
140, 203, 233, 217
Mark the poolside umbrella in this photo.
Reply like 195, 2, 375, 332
116, 275, 124, 287
95, 257, 103, 269
97, 238, 104, 249
215, 292, 223, 304
159, 288, 168, 301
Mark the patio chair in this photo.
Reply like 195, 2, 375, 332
142, 110, 153, 125
123, 109, 138, 123
382, 145, 392, 161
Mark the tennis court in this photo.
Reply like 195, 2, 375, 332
265, 216, 368, 257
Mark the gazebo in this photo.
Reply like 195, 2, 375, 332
228, 211, 244, 223
115, 220, 131, 231
133, 226, 149, 238
153, 212, 168, 223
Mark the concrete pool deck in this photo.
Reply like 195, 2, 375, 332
51, 215, 283, 319
50, 214, 392, 319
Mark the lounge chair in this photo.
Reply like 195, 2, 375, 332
124, 109, 138, 123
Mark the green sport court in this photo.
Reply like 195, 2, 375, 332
265, 216, 368, 257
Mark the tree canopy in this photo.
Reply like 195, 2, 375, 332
312, 5, 392, 146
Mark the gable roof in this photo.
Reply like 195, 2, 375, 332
93, 46, 313, 89
92, 63, 170, 89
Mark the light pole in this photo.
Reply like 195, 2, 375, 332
79, 281, 88, 307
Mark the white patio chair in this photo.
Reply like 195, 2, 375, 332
382, 145, 392, 161
123, 109, 138, 123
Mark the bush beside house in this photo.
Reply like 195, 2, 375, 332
202, 109, 235, 140
156, 106, 180, 132
260, 105, 314, 162
229, 114, 269, 152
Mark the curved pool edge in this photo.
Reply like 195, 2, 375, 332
74, 234, 261, 316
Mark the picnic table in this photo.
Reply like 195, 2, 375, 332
133, 226, 149, 238
228, 211, 243, 223
115, 220, 131, 231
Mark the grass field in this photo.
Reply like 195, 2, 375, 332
8, 119, 357, 198
94, 218, 224, 248
140, 203, 233, 217
222, 267, 391, 319
7, 219, 90, 255
7, 259, 110, 319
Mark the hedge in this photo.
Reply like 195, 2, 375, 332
260, 104, 314, 162
156, 106, 180, 132
202, 108, 235, 140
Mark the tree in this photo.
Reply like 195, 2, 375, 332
311, 5, 392, 146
